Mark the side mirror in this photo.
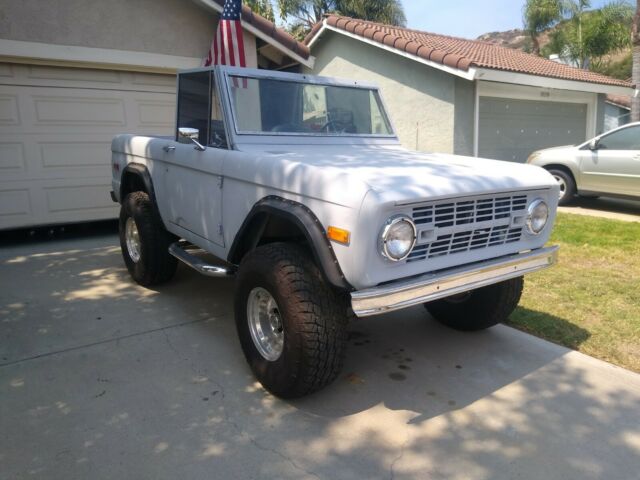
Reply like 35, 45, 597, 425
178, 127, 206, 151
588, 138, 599, 151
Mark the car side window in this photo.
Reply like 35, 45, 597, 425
177, 72, 210, 146
176, 71, 229, 149
598, 125, 640, 150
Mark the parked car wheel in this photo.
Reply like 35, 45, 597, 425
548, 169, 576, 206
119, 191, 177, 286
424, 277, 524, 331
234, 243, 348, 398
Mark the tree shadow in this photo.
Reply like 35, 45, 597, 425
2, 235, 640, 480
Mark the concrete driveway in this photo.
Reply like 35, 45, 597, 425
2, 231, 640, 480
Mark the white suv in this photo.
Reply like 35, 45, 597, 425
528, 122, 640, 205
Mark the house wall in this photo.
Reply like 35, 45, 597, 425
453, 78, 476, 156
306, 32, 457, 153
0, 0, 216, 59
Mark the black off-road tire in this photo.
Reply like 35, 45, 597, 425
119, 191, 177, 286
548, 168, 576, 206
234, 243, 349, 398
424, 277, 524, 331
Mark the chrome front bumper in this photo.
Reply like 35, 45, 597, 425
351, 246, 559, 317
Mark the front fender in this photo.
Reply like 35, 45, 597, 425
228, 196, 353, 290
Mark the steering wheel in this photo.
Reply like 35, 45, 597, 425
320, 120, 348, 133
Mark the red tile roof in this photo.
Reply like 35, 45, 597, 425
210, 0, 310, 60
306, 15, 633, 89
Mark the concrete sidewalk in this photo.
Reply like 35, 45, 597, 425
1, 234, 640, 480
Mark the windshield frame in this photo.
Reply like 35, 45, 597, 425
218, 66, 397, 139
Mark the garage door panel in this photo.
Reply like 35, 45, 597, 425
0, 143, 26, 173
45, 183, 115, 214
0, 189, 31, 217
479, 97, 587, 163
135, 98, 175, 129
0, 64, 13, 77
0, 94, 20, 125
0, 64, 175, 93
0, 85, 175, 133
132, 72, 176, 88
0, 62, 174, 229
33, 95, 126, 127
1, 134, 115, 180
39, 141, 112, 169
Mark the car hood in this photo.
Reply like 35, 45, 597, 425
238, 144, 557, 205
533, 144, 578, 156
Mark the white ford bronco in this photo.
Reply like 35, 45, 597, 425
111, 66, 559, 398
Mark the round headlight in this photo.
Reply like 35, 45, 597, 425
526, 199, 549, 235
381, 216, 417, 261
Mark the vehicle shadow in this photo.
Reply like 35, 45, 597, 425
508, 306, 591, 350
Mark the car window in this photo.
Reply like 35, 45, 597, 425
228, 76, 393, 136
176, 71, 228, 149
598, 125, 640, 150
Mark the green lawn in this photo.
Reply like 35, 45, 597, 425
507, 212, 640, 372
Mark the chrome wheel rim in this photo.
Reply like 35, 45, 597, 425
125, 217, 142, 263
553, 174, 567, 200
247, 287, 284, 361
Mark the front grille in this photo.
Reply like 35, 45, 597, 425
413, 194, 527, 227
408, 225, 523, 261
407, 193, 529, 263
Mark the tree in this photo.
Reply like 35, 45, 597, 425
525, 0, 634, 70
557, 0, 634, 69
632, 0, 640, 122
275, 0, 405, 38
523, 0, 565, 55
245, 0, 276, 22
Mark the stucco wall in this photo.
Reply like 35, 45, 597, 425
453, 77, 476, 156
306, 32, 456, 153
0, 0, 217, 59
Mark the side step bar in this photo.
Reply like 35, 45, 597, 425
168, 242, 233, 277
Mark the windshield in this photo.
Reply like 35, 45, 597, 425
228, 75, 394, 136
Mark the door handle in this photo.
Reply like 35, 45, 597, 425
163, 145, 176, 153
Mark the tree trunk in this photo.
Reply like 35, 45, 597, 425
531, 33, 541, 56
632, 0, 640, 122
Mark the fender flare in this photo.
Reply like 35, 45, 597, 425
228, 196, 353, 291
120, 163, 165, 226
120, 163, 156, 203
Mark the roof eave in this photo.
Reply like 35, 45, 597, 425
475, 68, 636, 97
307, 19, 637, 96
193, 0, 315, 68
308, 20, 477, 81
605, 100, 631, 110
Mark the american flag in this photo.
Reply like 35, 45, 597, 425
203, 0, 246, 67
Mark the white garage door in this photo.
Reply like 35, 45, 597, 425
0, 62, 176, 230
478, 97, 588, 163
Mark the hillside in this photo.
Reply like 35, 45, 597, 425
476, 28, 631, 80
476, 28, 555, 51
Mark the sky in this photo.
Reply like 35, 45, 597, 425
403, 0, 617, 39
